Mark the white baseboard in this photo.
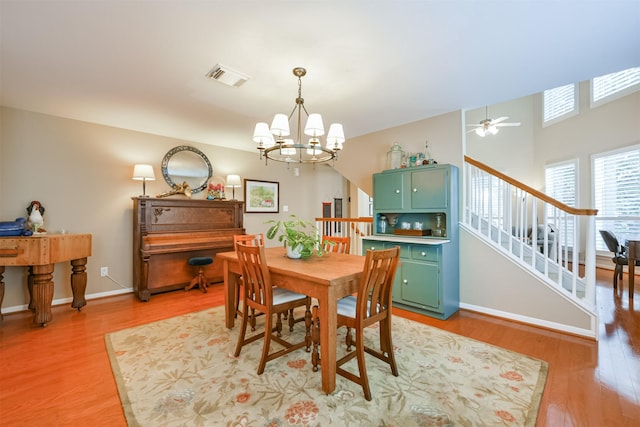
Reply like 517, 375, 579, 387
459, 302, 597, 340
1, 288, 133, 315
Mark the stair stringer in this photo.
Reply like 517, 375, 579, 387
459, 224, 598, 339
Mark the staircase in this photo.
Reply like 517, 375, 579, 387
463, 156, 598, 327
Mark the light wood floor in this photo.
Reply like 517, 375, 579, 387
0, 268, 638, 426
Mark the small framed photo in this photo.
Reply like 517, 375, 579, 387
244, 179, 279, 213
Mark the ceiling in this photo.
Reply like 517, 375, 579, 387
1, 1, 638, 153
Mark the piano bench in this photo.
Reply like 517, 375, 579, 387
185, 257, 213, 293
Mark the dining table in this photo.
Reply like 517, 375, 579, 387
625, 238, 639, 299
216, 246, 364, 394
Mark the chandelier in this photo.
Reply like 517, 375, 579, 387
252, 67, 345, 164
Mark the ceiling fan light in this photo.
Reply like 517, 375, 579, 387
489, 125, 499, 135
475, 127, 486, 137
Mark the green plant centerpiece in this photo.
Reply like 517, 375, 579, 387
265, 215, 328, 259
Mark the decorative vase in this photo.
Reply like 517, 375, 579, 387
286, 243, 302, 259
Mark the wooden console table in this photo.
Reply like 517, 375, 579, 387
0, 233, 92, 326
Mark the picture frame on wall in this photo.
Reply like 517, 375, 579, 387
244, 179, 279, 213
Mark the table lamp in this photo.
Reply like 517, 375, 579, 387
226, 174, 242, 200
132, 164, 156, 197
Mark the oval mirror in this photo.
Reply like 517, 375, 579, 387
161, 146, 213, 194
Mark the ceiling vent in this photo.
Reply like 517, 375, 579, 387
206, 64, 250, 88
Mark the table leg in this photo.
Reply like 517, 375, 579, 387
71, 257, 88, 310
0, 266, 5, 319
224, 260, 238, 329
31, 264, 54, 326
629, 243, 635, 300
318, 290, 337, 394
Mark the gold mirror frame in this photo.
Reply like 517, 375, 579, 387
161, 146, 213, 194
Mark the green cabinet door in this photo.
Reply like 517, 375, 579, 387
399, 261, 440, 310
410, 167, 448, 210
373, 172, 404, 210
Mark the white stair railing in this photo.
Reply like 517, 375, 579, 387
315, 217, 373, 255
463, 156, 598, 307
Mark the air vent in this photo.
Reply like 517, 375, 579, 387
206, 64, 250, 88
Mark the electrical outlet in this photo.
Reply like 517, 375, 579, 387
100, 267, 108, 277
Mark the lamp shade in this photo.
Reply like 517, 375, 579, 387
226, 174, 242, 187
326, 123, 345, 150
253, 122, 275, 148
132, 164, 156, 181
304, 113, 325, 137
270, 113, 290, 137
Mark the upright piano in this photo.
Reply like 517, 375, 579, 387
132, 197, 244, 301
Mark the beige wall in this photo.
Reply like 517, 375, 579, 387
0, 107, 346, 311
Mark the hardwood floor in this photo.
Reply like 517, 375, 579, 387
0, 268, 638, 426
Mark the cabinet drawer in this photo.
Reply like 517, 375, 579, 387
411, 246, 438, 262
362, 241, 410, 259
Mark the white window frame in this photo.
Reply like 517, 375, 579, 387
545, 159, 578, 245
591, 67, 640, 108
542, 83, 578, 127
592, 144, 640, 253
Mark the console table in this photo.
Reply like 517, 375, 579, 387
0, 233, 92, 326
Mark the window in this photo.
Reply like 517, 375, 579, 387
591, 67, 640, 107
543, 83, 578, 126
592, 145, 640, 251
545, 159, 578, 244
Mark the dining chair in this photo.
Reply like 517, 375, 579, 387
234, 243, 312, 375
322, 235, 351, 254
233, 233, 265, 323
311, 246, 401, 400
599, 230, 639, 290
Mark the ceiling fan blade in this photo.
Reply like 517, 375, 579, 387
496, 122, 521, 127
491, 116, 509, 124
466, 128, 479, 134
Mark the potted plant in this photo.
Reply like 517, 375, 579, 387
265, 215, 327, 259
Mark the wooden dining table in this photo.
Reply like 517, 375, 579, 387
216, 246, 364, 394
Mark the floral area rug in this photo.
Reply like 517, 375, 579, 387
105, 306, 547, 426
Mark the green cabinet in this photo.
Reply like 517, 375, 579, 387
373, 165, 450, 212
369, 163, 459, 320
410, 167, 448, 210
363, 239, 454, 319
373, 172, 404, 210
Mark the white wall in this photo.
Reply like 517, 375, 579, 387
0, 107, 346, 310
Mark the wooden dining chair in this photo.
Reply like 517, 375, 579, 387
322, 235, 351, 254
234, 243, 312, 375
311, 246, 400, 400
233, 233, 265, 322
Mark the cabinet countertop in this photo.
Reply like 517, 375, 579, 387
363, 235, 450, 245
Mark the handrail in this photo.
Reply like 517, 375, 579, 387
463, 156, 598, 309
465, 156, 598, 216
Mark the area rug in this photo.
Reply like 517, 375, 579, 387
105, 306, 547, 426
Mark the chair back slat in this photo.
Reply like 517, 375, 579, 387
234, 233, 265, 250
357, 246, 400, 320
322, 235, 351, 254
236, 243, 272, 310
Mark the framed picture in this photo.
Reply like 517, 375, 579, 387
244, 179, 279, 213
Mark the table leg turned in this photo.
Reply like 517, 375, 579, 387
0, 266, 5, 319
31, 264, 54, 326
71, 257, 88, 310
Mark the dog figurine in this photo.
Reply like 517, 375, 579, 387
26, 200, 46, 233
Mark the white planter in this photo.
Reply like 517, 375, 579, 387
286, 243, 303, 259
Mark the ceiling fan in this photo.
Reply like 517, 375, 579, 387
467, 106, 521, 137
